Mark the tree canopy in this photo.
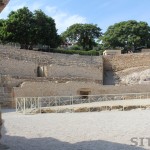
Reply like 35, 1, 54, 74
0, 7, 60, 50
1, 6, 150, 55
33, 10, 61, 49
102, 20, 150, 52
6, 7, 33, 49
0, 19, 8, 44
61, 23, 102, 50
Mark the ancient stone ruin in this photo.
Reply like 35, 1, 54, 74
0, 44, 150, 108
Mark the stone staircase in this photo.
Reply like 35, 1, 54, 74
0, 87, 13, 108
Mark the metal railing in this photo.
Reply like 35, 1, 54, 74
16, 92, 150, 114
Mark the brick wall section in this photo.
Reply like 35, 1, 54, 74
0, 87, 14, 108
103, 53, 150, 71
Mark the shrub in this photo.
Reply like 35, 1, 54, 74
53, 49, 100, 56
68, 45, 81, 50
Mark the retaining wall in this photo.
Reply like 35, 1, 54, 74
0, 87, 14, 108
14, 81, 150, 98
103, 53, 150, 71
0, 46, 103, 84
0, 110, 1, 139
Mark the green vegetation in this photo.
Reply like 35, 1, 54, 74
61, 23, 102, 50
0, 7, 60, 50
53, 49, 101, 56
102, 20, 150, 52
0, 7, 150, 55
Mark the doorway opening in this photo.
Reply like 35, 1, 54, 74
78, 88, 91, 99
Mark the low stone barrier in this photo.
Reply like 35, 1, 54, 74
0, 108, 10, 149
0, 110, 2, 139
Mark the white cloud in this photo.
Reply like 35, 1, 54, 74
98, 1, 113, 9
29, 2, 43, 11
45, 6, 57, 14
44, 6, 87, 33
0, 1, 87, 34
54, 13, 87, 34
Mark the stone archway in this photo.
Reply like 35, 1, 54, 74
77, 88, 91, 99
37, 65, 48, 77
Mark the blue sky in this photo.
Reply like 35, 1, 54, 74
0, 0, 150, 33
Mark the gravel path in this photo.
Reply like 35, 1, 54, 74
1, 109, 150, 150
49, 99, 150, 111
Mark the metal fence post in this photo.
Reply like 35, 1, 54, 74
88, 96, 90, 103
23, 98, 26, 114
16, 98, 17, 112
59, 97, 60, 106
72, 96, 73, 105
49, 97, 50, 107
55, 96, 57, 106
39, 98, 41, 114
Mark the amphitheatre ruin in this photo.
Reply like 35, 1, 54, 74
1, 1, 150, 150
1, 46, 150, 149
0, 44, 150, 112
0, 0, 150, 113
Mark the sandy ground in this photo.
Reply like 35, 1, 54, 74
1, 109, 150, 150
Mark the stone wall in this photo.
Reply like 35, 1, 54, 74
14, 81, 150, 98
0, 46, 103, 84
0, 87, 14, 108
0, 110, 2, 139
0, 45, 102, 67
14, 81, 101, 97
48, 64, 102, 82
0, 0, 9, 12
2, 46, 150, 102
103, 53, 150, 71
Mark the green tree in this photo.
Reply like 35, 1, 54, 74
62, 23, 102, 50
0, 19, 8, 44
33, 10, 60, 50
3, 7, 61, 50
102, 20, 150, 52
6, 7, 33, 49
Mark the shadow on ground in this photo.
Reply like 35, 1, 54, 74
1, 109, 16, 114
1, 129, 146, 150
0, 111, 146, 150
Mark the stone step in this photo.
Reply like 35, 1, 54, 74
0, 94, 12, 98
